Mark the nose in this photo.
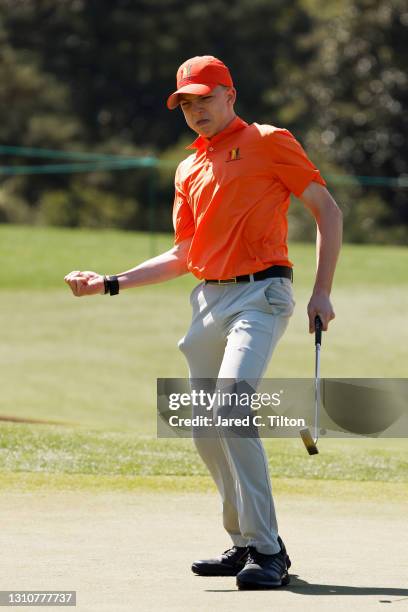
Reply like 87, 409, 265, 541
190, 99, 206, 113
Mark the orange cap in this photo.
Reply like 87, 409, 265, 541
167, 56, 233, 110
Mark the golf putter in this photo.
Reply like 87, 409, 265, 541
300, 315, 322, 455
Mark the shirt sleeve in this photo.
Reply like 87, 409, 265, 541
265, 129, 326, 197
172, 163, 195, 245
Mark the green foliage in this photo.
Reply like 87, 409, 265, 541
0, 187, 33, 224
36, 185, 139, 229
36, 190, 77, 227
0, 1, 406, 241
0, 40, 80, 147
300, 0, 408, 235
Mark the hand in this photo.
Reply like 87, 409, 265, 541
64, 270, 105, 297
307, 290, 335, 332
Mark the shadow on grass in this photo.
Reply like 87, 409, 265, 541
206, 575, 408, 601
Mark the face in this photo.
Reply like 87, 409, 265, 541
179, 85, 236, 138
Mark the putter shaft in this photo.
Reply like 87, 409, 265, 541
300, 315, 322, 455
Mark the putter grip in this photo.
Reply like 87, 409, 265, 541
315, 315, 322, 345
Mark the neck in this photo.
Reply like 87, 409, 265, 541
208, 114, 237, 139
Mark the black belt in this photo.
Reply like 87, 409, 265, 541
204, 265, 293, 285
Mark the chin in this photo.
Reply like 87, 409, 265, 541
197, 126, 215, 137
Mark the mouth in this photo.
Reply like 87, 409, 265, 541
196, 119, 210, 127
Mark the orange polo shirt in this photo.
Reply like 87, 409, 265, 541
172, 116, 326, 280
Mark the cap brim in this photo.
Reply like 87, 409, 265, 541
166, 83, 215, 110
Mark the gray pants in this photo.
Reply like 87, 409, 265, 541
178, 276, 295, 554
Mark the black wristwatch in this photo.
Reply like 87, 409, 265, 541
103, 275, 120, 296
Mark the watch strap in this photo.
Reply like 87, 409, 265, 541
104, 275, 119, 296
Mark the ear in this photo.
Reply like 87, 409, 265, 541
227, 87, 237, 106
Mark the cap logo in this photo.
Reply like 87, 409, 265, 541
180, 63, 193, 83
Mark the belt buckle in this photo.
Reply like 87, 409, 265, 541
218, 278, 237, 284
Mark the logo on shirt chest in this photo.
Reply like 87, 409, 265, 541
226, 147, 242, 162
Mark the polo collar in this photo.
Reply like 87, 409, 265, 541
186, 116, 248, 150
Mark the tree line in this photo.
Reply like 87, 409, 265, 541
0, 0, 406, 243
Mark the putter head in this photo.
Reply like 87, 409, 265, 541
300, 428, 319, 455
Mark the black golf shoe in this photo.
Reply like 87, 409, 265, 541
236, 540, 290, 590
277, 535, 291, 570
192, 536, 291, 578
192, 545, 249, 576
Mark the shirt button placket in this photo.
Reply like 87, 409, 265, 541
206, 146, 213, 169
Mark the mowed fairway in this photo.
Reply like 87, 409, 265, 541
0, 225, 407, 610
1, 224, 407, 432
0, 225, 407, 466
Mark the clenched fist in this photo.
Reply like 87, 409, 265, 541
64, 270, 105, 297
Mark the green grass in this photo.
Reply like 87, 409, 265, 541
0, 424, 407, 484
1, 224, 407, 290
0, 224, 407, 491
1, 472, 407, 505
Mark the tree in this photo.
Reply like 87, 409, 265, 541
299, 0, 408, 238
